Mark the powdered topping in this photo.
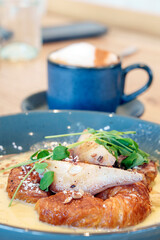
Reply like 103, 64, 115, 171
17, 165, 42, 194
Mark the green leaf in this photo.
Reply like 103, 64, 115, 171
95, 138, 104, 145
121, 151, 148, 169
95, 138, 118, 159
90, 129, 149, 169
35, 162, 48, 174
108, 137, 133, 156
52, 145, 70, 160
40, 171, 54, 191
118, 147, 131, 156
37, 150, 50, 159
30, 150, 39, 161
138, 149, 149, 158
106, 145, 118, 159
121, 151, 138, 169
30, 150, 50, 161
130, 153, 148, 168
117, 138, 138, 149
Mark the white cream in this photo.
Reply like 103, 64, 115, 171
49, 42, 118, 68
49, 42, 95, 67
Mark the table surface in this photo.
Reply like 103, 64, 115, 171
0, 13, 160, 124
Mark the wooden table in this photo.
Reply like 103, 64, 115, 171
0, 13, 160, 124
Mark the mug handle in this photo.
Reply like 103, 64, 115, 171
121, 63, 153, 103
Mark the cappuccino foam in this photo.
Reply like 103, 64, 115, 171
49, 42, 119, 68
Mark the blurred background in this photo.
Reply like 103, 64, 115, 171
49, 0, 160, 35
0, 0, 160, 122
76, 0, 160, 14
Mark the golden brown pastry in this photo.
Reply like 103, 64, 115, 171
97, 161, 158, 200
6, 165, 50, 203
35, 181, 151, 228
136, 161, 158, 187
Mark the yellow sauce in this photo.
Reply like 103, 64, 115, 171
0, 152, 160, 234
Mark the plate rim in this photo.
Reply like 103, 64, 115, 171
1, 109, 155, 125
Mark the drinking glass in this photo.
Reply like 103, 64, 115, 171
0, 0, 42, 61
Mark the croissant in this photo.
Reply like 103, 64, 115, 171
35, 161, 157, 228
35, 181, 151, 228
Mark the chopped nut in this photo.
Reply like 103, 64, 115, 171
72, 189, 84, 199
79, 189, 84, 195
63, 196, 73, 204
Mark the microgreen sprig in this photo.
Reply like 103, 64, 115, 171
45, 128, 149, 169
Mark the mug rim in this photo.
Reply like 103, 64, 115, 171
47, 50, 121, 70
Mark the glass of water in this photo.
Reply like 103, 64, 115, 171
0, 0, 42, 61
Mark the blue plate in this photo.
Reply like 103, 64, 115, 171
0, 110, 160, 240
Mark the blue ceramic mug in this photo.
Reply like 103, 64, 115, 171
47, 56, 153, 112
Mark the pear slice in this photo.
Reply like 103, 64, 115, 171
48, 160, 143, 195
74, 131, 116, 166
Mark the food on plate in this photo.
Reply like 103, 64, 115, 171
136, 161, 158, 188
7, 160, 143, 199
35, 182, 150, 228
96, 161, 157, 199
1, 128, 159, 229
7, 164, 50, 203
48, 160, 143, 194
74, 129, 116, 166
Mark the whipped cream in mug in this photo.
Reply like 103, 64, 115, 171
49, 42, 119, 68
